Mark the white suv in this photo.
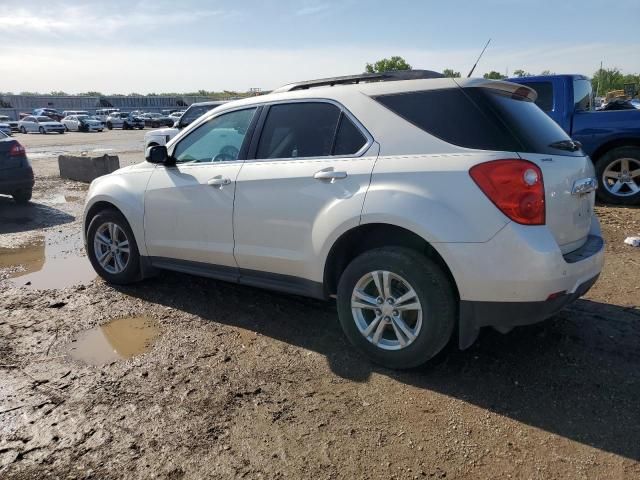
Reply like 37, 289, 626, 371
83, 71, 604, 369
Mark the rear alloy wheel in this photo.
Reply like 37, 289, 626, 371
596, 146, 640, 205
12, 188, 32, 204
337, 247, 456, 369
86, 209, 141, 284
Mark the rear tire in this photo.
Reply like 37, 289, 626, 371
20, 126, 27, 134
86, 209, 141, 285
12, 188, 32, 204
39, 126, 46, 134
595, 146, 640, 205
337, 247, 456, 369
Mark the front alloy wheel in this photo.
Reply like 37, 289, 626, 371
86, 209, 141, 284
93, 222, 130, 274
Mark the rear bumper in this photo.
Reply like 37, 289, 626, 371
459, 273, 599, 348
0, 165, 35, 194
435, 217, 605, 349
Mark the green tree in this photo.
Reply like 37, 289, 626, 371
365, 56, 411, 73
590, 67, 640, 95
512, 69, 531, 78
442, 68, 460, 78
49, 90, 68, 96
77, 91, 103, 96
483, 71, 506, 80
539, 70, 554, 76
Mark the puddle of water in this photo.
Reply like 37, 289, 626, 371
1, 232, 96, 289
66, 316, 160, 365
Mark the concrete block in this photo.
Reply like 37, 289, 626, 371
58, 154, 120, 183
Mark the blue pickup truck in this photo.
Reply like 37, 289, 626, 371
510, 74, 640, 205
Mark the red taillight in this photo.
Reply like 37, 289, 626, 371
9, 142, 26, 157
469, 159, 545, 225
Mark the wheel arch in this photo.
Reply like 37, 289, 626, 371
590, 137, 640, 163
323, 222, 460, 301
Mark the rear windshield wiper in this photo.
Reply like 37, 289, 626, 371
549, 140, 582, 152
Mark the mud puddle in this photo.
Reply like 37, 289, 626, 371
66, 316, 160, 365
0, 232, 96, 289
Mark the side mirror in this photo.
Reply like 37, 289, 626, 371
146, 145, 171, 164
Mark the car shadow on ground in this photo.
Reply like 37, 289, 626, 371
0, 196, 75, 234
120, 272, 640, 461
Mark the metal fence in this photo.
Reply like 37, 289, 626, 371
0, 95, 226, 120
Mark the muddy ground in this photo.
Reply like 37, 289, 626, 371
1, 130, 640, 479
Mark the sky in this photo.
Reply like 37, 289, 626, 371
0, 0, 638, 94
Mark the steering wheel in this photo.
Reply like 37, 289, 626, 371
213, 145, 239, 162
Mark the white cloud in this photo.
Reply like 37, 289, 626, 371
296, 4, 331, 16
0, 42, 638, 95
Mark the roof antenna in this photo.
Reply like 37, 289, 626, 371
467, 38, 491, 78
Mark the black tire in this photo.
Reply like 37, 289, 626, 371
12, 188, 32, 204
64, 124, 69, 132
39, 126, 46, 134
106, 122, 113, 130
86, 209, 141, 284
20, 126, 27, 134
337, 247, 456, 369
138, 126, 144, 130
595, 146, 640, 205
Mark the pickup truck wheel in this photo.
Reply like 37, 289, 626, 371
86, 209, 141, 285
12, 188, 32, 204
596, 146, 640, 205
337, 247, 456, 369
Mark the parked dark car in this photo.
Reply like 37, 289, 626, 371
32, 108, 64, 121
0, 132, 33, 203
600, 99, 637, 111
139, 113, 175, 128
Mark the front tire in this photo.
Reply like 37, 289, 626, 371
39, 126, 46, 134
20, 126, 27, 134
86, 209, 141, 284
12, 188, 32, 204
64, 124, 69, 132
106, 122, 113, 130
337, 247, 456, 369
595, 146, 640, 205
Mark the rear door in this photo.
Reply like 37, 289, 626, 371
233, 101, 377, 282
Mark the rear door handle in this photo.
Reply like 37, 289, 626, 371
313, 170, 347, 181
207, 176, 231, 187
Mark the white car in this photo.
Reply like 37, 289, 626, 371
62, 115, 104, 132
18, 115, 65, 134
144, 101, 226, 149
95, 108, 120, 124
83, 71, 604, 369
62, 110, 90, 118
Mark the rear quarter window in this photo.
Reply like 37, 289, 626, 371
375, 87, 581, 157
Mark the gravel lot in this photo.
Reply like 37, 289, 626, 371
1, 130, 639, 479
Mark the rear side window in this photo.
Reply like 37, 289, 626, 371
333, 115, 367, 155
375, 87, 580, 156
256, 103, 340, 159
523, 81, 554, 111
375, 89, 520, 152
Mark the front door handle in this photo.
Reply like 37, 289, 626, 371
207, 176, 231, 187
313, 170, 347, 181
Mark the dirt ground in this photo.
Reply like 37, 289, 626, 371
1, 130, 639, 479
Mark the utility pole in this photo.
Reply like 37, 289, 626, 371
596, 60, 603, 97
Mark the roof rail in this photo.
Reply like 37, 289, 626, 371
272, 69, 445, 93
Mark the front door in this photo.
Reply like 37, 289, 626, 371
144, 107, 258, 270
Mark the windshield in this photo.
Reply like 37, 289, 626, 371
180, 105, 216, 126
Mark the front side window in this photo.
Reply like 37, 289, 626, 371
173, 108, 256, 164
256, 102, 341, 159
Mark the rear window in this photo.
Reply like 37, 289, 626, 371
573, 79, 592, 112
522, 81, 554, 111
375, 87, 580, 156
